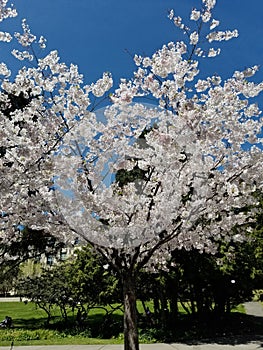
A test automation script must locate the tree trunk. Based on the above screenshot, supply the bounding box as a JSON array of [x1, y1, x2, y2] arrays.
[[160, 291, 168, 330], [123, 271, 139, 350]]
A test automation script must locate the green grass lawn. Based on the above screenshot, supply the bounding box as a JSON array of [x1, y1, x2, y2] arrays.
[[0, 301, 139, 345], [0, 301, 258, 346], [0, 301, 123, 329], [0, 301, 47, 329], [0, 301, 124, 346]]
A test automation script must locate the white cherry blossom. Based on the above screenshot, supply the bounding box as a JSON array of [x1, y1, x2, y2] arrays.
[[190, 32, 199, 45], [0, 1, 263, 348], [190, 9, 201, 21]]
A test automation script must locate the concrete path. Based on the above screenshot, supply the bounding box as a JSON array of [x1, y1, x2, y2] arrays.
[[1, 342, 263, 350], [0, 298, 21, 302], [244, 301, 263, 317]]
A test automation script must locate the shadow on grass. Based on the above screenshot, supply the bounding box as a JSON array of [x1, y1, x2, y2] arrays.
[[9, 312, 263, 345], [12, 317, 51, 329], [88, 313, 123, 338], [169, 312, 263, 345], [12, 312, 123, 339]]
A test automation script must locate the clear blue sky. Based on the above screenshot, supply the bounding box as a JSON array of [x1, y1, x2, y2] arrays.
[[1, 0, 263, 101]]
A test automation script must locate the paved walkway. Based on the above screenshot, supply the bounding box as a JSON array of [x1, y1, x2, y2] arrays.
[[0, 344, 262, 350], [0, 298, 21, 302], [1, 342, 263, 350], [244, 301, 263, 317], [0, 302, 262, 350]]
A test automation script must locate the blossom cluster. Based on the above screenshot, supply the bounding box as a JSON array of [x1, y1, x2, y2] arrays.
[[0, 0, 17, 22], [14, 19, 36, 47], [1, 0, 263, 272], [0, 1, 113, 246], [168, 0, 238, 60]]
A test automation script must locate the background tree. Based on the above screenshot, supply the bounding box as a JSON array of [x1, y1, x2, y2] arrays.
[[17, 245, 121, 328], [0, 227, 63, 295]]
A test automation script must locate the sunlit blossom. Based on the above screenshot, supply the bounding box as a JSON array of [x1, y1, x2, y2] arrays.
[[190, 9, 201, 21], [0, 0, 262, 275], [190, 31, 199, 45]]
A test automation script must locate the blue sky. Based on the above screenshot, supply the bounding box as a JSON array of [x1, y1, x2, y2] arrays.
[[1, 0, 263, 102]]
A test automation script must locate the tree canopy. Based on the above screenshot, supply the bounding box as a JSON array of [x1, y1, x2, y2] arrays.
[[0, 0, 263, 349]]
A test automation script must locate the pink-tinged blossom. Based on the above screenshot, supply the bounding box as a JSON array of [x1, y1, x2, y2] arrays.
[[168, 9, 174, 21], [190, 9, 201, 21], [207, 47, 221, 57], [134, 54, 143, 66], [0, 1, 263, 328], [0, 62, 10, 76], [0, 31, 11, 42], [190, 32, 199, 45], [173, 16, 182, 27], [195, 79, 211, 92], [38, 36, 47, 49], [14, 19, 36, 47], [91, 72, 113, 97], [210, 19, 220, 30], [242, 65, 260, 78], [201, 10, 211, 23], [0, 0, 17, 22], [244, 104, 260, 117], [206, 29, 239, 42], [203, 0, 217, 10], [11, 49, 33, 61]]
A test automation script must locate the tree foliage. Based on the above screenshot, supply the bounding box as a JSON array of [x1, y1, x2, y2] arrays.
[[0, 227, 63, 294], [17, 245, 121, 325]]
